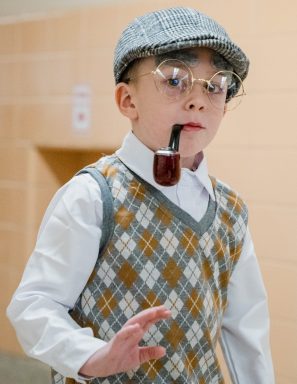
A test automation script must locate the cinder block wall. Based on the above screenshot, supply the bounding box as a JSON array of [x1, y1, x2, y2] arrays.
[[0, 1, 296, 382]]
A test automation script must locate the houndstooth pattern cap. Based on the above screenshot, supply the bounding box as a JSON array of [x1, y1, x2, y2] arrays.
[[114, 7, 249, 84]]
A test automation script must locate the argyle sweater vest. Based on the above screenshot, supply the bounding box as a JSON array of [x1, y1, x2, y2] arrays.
[[51, 155, 248, 384]]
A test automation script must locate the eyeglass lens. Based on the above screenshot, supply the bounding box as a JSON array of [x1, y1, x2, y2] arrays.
[[153, 60, 244, 110]]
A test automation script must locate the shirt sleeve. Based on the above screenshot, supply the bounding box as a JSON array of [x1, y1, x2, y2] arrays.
[[6, 174, 107, 382], [220, 227, 275, 383]]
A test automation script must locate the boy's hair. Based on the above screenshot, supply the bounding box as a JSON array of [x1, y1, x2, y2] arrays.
[[114, 7, 249, 93]]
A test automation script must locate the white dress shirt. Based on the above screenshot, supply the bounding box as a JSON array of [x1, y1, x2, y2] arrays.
[[7, 131, 274, 383]]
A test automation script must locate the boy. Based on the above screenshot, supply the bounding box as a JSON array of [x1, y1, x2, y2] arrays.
[[7, 7, 275, 383]]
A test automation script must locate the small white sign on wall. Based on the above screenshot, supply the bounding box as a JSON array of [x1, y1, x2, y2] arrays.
[[72, 84, 91, 133]]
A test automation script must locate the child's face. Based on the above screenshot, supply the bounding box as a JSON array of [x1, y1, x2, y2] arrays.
[[119, 47, 227, 168]]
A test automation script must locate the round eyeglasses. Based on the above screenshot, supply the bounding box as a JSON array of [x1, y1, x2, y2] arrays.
[[126, 59, 246, 111]]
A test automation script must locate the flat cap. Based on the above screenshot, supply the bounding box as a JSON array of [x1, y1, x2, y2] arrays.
[[114, 7, 249, 84]]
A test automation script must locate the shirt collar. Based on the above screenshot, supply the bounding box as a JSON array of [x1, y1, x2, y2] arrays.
[[116, 131, 215, 201]]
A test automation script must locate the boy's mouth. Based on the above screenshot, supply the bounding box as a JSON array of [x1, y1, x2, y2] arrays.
[[182, 122, 205, 131]]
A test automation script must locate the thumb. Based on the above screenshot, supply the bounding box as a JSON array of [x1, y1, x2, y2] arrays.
[[139, 346, 166, 364]]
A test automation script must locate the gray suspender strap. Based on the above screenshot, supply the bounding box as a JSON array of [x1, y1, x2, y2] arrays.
[[76, 166, 114, 255]]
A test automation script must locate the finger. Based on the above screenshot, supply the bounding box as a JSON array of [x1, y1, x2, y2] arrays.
[[114, 324, 143, 347], [139, 306, 171, 333], [126, 306, 171, 328], [139, 346, 166, 364]]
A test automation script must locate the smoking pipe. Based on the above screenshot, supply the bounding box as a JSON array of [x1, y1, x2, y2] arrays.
[[153, 124, 183, 186]]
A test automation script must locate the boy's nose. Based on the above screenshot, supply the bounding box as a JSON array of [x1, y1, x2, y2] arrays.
[[184, 82, 208, 111]]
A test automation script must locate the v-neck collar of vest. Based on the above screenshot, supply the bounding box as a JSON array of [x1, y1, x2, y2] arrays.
[[129, 168, 217, 237]]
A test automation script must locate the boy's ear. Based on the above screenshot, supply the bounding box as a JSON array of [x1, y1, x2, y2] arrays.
[[115, 82, 138, 120]]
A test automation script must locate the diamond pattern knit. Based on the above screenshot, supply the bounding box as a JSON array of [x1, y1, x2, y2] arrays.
[[51, 155, 248, 384]]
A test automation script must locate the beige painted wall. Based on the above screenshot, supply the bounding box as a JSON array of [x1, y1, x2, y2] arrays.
[[0, 1, 296, 382], [0, 0, 119, 18]]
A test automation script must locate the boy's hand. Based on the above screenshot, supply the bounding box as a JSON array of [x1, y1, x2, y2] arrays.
[[79, 305, 171, 378]]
